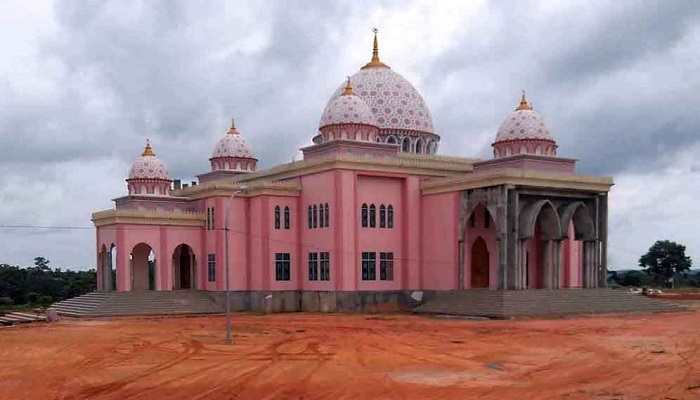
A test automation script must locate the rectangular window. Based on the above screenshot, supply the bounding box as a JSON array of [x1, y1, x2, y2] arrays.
[[275, 253, 291, 281], [380, 252, 394, 281], [206, 207, 211, 230], [211, 207, 215, 231], [361, 251, 376, 280], [312, 205, 318, 228], [308, 252, 319, 281], [484, 208, 490, 229], [320, 252, 330, 281], [207, 253, 216, 282], [308, 206, 313, 229]]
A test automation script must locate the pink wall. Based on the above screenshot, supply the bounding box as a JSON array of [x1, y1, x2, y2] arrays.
[[421, 192, 458, 290], [300, 171, 336, 291], [356, 174, 405, 291]]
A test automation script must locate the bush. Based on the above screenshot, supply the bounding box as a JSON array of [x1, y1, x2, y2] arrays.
[[0, 296, 13, 306]]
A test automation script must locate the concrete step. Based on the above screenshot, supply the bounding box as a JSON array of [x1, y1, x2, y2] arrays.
[[414, 289, 683, 318], [50, 290, 223, 317]]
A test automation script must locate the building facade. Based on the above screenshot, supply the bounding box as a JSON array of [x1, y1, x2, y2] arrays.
[[92, 34, 613, 310]]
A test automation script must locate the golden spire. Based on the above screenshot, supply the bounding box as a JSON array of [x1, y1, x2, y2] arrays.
[[141, 138, 155, 156], [361, 28, 390, 70], [228, 118, 239, 134], [516, 90, 533, 111], [342, 76, 354, 95]]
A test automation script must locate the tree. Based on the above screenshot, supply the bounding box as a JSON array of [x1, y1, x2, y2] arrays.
[[33, 257, 50, 271], [639, 240, 692, 288]]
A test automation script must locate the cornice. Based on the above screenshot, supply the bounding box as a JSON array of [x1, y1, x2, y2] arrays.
[[92, 209, 205, 227], [421, 168, 614, 195]]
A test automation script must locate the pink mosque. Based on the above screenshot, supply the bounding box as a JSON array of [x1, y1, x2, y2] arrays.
[[92, 33, 613, 312]]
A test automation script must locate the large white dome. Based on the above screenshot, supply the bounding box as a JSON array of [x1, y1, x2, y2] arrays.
[[327, 67, 434, 134], [128, 141, 171, 180]]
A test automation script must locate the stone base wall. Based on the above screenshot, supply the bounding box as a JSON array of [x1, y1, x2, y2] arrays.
[[210, 290, 436, 313]]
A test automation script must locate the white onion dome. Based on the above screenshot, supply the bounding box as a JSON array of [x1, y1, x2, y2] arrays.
[[211, 121, 255, 159], [128, 140, 171, 180], [495, 93, 555, 143], [324, 32, 435, 135], [319, 78, 377, 128]]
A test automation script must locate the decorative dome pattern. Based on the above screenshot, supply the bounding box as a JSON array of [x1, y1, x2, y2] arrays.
[[128, 141, 171, 180], [212, 124, 255, 159], [326, 68, 434, 133], [495, 109, 554, 143], [319, 84, 377, 128]]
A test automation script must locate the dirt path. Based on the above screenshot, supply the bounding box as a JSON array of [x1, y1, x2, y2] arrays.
[[1, 312, 699, 399]]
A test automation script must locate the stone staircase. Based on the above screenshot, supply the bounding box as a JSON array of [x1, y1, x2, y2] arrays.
[[48, 290, 224, 317], [0, 312, 47, 326], [413, 289, 683, 318]]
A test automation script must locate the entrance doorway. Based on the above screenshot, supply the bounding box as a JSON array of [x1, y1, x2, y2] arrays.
[[173, 244, 196, 290], [131, 243, 156, 290], [471, 237, 489, 288]]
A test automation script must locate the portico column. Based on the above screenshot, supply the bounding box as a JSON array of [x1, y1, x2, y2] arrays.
[[598, 194, 609, 288], [542, 240, 552, 288], [517, 239, 528, 289], [552, 240, 563, 289], [496, 186, 509, 290]]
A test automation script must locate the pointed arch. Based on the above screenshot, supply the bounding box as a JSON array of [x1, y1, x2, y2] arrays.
[[520, 200, 562, 239], [559, 202, 595, 240]]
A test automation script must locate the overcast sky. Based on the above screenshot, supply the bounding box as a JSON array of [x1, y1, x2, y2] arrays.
[[1, 0, 699, 271]]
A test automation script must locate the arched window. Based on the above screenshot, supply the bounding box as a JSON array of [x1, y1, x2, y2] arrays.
[[312, 205, 318, 228], [274, 206, 281, 229], [379, 205, 386, 228], [387, 205, 394, 228], [361, 203, 368, 227], [319, 203, 325, 227], [415, 139, 423, 154], [284, 206, 290, 229], [402, 137, 411, 153], [369, 204, 376, 228], [308, 205, 313, 229], [387, 136, 397, 144], [324, 203, 330, 227]]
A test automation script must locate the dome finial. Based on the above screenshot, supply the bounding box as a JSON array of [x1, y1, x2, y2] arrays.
[[142, 138, 155, 156], [516, 90, 533, 111], [342, 76, 354, 95], [228, 118, 239, 134], [361, 28, 390, 70]]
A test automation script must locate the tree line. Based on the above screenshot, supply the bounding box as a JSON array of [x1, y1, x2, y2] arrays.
[[0, 257, 95, 308]]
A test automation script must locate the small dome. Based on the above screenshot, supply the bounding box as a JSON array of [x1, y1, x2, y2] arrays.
[[319, 78, 377, 128], [212, 121, 255, 159], [494, 93, 554, 143], [128, 140, 171, 180]]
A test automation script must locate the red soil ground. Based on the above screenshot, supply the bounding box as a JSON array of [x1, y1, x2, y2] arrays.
[[1, 310, 699, 400]]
